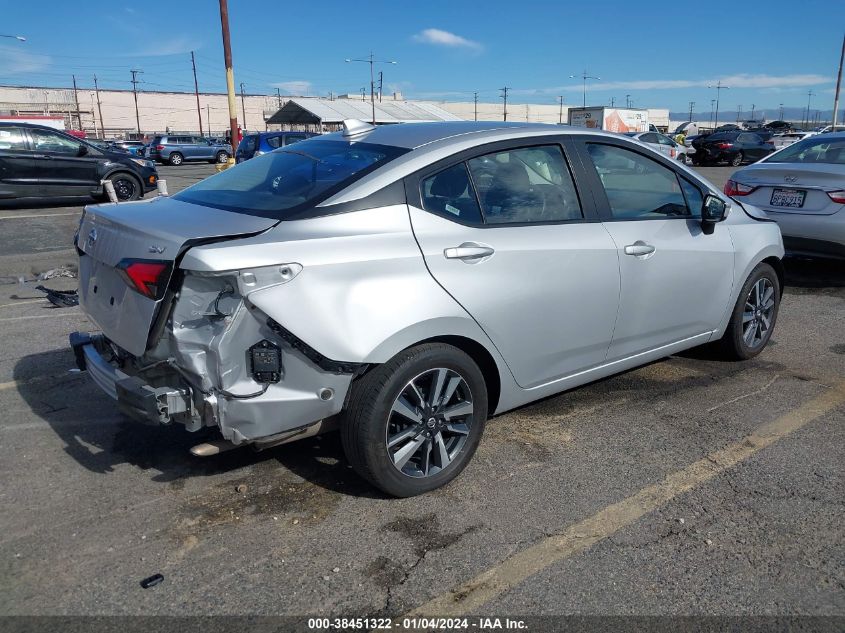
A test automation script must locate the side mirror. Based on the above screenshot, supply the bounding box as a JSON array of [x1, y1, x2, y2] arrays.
[[701, 194, 727, 234], [77, 144, 89, 157]]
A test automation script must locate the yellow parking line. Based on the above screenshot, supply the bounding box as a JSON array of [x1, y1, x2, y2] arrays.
[[405, 379, 845, 617]]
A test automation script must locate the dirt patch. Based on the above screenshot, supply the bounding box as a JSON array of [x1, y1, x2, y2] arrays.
[[364, 556, 407, 589], [382, 513, 480, 558], [175, 471, 341, 535], [830, 344, 845, 356]]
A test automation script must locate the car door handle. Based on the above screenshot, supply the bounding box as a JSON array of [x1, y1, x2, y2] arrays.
[[32, 154, 53, 160], [444, 244, 495, 261], [624, 241, 656, 256]]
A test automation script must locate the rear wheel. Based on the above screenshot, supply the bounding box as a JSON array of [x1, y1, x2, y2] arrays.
[[168, 152, 184, 166], [215, 151, 229, 164], [340, 343, 487, 497], [714, 263, 780, 360], [730, 151, 744, 167]]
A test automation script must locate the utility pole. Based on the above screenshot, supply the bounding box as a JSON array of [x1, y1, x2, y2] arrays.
[[804, 89, 815, 129], [625, 94, 631, 108], [191, 51, 204, 136], [500, 86, 509, 121], [833, 32, 844, 130], [750, 104, 756, 121], [207, 103, 211, 135], [378, 71, 383, 102], [779, 103, 784, 120], [71, 74, 82, 131], [709, 99, 716, 130], [570, 70, 600, 107], [707, 80, 730, 130], [218, 0, 239, 158], [688, 101, 695, 122], [345, 52, 397, 125], [361, 87, 366, 101], [93, 74, 105, 138], [609, 96, 615, 107], [240, 82, 247, 131], [558, 95, 564, 124], [474, 92, 478, 121], [276, 87, 282, 108], [737, 105, 743, 122], [130, 69, 143, 135]]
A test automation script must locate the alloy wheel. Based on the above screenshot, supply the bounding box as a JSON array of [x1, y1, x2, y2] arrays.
[[386, 368, 474, 478], [742, 278, 775, 348]]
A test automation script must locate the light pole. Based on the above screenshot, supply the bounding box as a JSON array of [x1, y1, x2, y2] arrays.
[[779, 103, 784, 120], [833, 32, 844, 130], [570, 70, 600, 107], [707, 80, 730, 130], [345, 52, 397, 125], [558, 95, 564, 123], [804, 89, 815, 129], [688, 101, 695, 122], [0, 34, 26, 41], [750, 104, 756, 121], [625, 94, 631, 108]]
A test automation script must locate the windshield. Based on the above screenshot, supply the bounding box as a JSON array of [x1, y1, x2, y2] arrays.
[[174, 139, 408, 218], [766, 136, 845, 164]]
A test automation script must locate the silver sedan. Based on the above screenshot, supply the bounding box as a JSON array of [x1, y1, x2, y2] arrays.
[[726, 132, 845, 260], [70, 121, 783, 496], [625, 131, 687, 162]]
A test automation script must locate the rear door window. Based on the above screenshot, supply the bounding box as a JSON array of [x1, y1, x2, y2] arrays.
[[0, 127, 28, 151], [240, 135, 258, 153], [265, 135, 285, 149], [585, 143, 690, 219], [285, 135, 307, 146], [466, 145, 582, 224]]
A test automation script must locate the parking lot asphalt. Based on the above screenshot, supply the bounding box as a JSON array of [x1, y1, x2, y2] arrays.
[[0, 163, 843, 619]]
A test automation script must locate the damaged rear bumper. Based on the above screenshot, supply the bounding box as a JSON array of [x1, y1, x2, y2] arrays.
[[70, 332, 193, 425]]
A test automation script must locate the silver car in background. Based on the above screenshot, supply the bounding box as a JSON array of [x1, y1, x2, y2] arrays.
[[625, 131, 687, 162], [727, 132, 845, 260], [771, 131, 816, 150], [70, 121, 784, 497]]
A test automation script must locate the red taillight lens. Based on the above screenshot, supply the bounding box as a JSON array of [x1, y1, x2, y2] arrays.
[[724, 180, 757, 197], [116, 259, 171, 299], [828, 190, 845, 204], [155, 144, 165, 150], [716, 142, 734, 149]]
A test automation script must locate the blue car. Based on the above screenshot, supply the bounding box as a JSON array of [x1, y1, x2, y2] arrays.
[[235, 131, 317, 163]]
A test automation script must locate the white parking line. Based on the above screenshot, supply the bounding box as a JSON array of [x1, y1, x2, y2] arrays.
[[0, 212, 80, 220]]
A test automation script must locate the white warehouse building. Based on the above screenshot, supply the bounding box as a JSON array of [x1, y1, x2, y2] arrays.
[[0, 84, 669, 138]]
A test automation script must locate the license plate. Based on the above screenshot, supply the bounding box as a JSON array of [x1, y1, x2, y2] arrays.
[[770, 188, 806, 208]]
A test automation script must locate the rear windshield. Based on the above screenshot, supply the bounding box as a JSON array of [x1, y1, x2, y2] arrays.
[[174, 138, 408, 219], [767, 136, 845, 165]]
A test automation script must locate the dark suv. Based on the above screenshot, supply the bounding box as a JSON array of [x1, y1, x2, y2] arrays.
[[235, 131, 317, 163], [147, 135, 231, 166], [0, 123, 158, 202]]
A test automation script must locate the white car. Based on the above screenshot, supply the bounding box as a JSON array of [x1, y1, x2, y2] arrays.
[[625, 131, 687, 162], [772, 132, 815, 150]]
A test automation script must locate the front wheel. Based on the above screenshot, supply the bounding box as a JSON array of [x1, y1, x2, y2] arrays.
[[215, 151, 229, 163], [714, 263, 780, 360], [168, 152, 184, 166], [103, 173, 141, 201], [340, 343, 487, 497]]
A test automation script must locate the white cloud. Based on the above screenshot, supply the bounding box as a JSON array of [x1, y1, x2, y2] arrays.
[[271, 81, 312, 95], [0, 45, 51, 75], [412, 28, 482, 51], [513, 73, 832, 95], [126, 36, 200, 57]]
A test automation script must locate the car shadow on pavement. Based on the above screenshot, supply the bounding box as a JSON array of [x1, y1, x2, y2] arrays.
[[782, 256, 845, 289], [0, 196, 94, 211], [13, 347, 383, 499]]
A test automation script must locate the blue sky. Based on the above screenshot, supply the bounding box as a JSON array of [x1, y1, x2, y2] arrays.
[[1, 0, 843, 115]]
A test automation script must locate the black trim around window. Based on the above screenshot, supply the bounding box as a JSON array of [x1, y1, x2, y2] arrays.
[[403, 135, 603, 228]]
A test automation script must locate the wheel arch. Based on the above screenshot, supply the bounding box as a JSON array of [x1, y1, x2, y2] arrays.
[[100, 169, 143, 195], [762, 255, 785, 291]]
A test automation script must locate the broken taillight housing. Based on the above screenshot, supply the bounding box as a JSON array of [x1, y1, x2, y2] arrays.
[[116, 259, 172, 299]]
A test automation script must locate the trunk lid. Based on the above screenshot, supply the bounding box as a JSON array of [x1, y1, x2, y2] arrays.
[[77, 196, 278, 356], [732, 163, 845, 215]]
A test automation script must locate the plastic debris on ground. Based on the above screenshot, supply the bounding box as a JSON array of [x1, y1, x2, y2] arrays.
[[35, 285, 79, 308]]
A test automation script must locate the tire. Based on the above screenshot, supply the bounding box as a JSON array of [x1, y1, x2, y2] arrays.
[[215, 151, 229, 163], [168, 152, 184, 166], [730, 151, 744, 167], [713, 262, 780, 360], [340, 343, 488, 497], [103, 173, 142, 201]]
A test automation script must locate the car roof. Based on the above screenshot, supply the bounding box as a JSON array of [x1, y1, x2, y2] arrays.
[[308, 120, 620, 150]]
